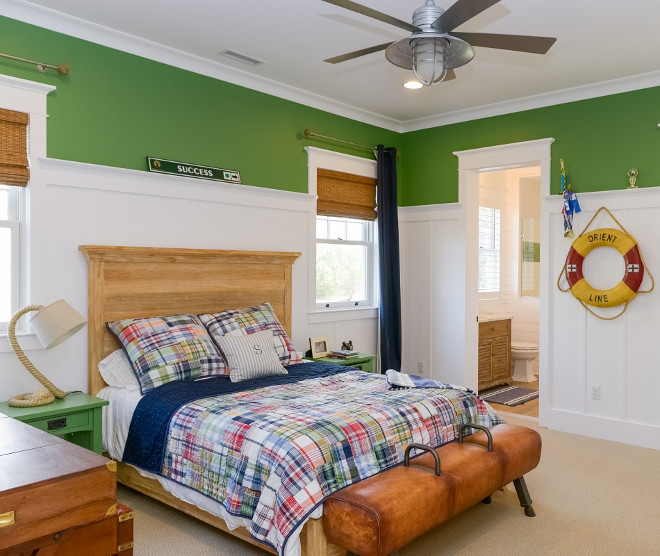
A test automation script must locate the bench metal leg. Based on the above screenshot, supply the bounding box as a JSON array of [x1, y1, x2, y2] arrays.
[[513, 476, 536, 517]]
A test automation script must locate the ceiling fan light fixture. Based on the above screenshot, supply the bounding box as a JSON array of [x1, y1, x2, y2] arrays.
[[322, 0, 555, 87], [386, 33, 474, 87], [412, 36, 448, 86]]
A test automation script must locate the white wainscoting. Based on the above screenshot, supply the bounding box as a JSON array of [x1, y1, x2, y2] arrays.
[[399, 203, 467, 386], [544, 187, 660, 449], [0, 156, 377, 399], [399, 187, 660, 450]]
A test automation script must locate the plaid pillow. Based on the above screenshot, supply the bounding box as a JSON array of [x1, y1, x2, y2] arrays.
[[199, 302, 302, 365], [215, 329, 288, 383], [107, 314, 229, 393]]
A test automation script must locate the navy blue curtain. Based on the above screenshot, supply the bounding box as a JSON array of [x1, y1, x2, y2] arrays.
[[376, 145, 401, 373]]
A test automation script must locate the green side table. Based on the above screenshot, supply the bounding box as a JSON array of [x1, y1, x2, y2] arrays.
[[0, 392, 108, 454], [307, 353, 377, 373]]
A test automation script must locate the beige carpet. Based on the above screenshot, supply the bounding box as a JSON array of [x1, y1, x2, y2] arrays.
[[118, 415, 660, 555]]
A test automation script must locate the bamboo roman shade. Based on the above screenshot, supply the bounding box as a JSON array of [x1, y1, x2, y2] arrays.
[[0, 108, 30, 187], [317, 168, 377, 221]]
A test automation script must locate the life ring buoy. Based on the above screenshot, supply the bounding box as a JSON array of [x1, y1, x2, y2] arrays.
[[564, 227, 644, 308]]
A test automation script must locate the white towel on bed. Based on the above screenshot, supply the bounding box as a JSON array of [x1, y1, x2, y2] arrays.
[[385, 369, 473, 394]]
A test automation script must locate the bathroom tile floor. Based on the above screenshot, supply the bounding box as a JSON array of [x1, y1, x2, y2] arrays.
[[487, 378, 539, 419]]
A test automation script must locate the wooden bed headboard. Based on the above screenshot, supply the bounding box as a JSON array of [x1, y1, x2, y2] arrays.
[[79, 245, 301, 395]]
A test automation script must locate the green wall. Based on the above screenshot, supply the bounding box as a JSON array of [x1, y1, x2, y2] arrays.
[[0, 16, 399, 193], [2, 16, 658, 204], [399, 87, 660, 205]]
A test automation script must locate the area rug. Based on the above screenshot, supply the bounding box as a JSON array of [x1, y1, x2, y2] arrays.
[[480, 385, 539, 406]]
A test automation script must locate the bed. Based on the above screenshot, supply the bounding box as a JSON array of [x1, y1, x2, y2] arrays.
[[80, 245, 504, 556]]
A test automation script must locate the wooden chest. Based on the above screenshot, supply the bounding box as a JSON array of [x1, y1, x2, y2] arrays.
[[0, 501, 134, 556], [0, 413, 116, 551]]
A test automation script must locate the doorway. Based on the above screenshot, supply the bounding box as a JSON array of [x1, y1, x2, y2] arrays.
[[455, 139, 553, 421]]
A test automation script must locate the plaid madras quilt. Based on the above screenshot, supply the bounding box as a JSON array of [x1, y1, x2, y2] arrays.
[[123, 363, 503, 555]]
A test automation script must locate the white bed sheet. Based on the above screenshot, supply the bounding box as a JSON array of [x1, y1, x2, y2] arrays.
[[97, 385, 319, 556]]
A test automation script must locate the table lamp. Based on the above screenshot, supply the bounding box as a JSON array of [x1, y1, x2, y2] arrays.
[[7, 299, 87, 407]]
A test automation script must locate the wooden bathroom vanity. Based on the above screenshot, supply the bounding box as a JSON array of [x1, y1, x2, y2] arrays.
[[478, 317, 512, 391]]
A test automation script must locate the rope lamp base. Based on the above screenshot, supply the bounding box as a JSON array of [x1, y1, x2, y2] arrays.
[[7, 304, 68, 407], [8, 389, 55, 408]]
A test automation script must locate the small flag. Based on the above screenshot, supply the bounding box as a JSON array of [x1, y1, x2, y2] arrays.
[[561, 159, 581, 238]]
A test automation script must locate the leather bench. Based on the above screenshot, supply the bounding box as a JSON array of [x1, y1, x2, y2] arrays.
[[322, 423, 542, 556]]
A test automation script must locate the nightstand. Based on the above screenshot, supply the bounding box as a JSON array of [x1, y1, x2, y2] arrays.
[[308, 353, 377, 373], [0, 392, 108, 454]]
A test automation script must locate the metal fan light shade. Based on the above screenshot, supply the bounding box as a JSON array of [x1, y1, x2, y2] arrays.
[[385, 0, 474, 85], [386, 33, 474, 85]]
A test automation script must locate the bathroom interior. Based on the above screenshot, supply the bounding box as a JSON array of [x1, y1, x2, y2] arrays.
[[478, 166, 541, 405]]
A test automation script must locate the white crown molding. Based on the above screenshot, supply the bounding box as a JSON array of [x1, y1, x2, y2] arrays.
[[403, 70, 660, 132], [2, 0, 402, 132], [4, 0, 660, 133]]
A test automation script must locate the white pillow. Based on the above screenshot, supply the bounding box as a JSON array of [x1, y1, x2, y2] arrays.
[[98, 349, 140, 390], [215, 330, 288, 383]]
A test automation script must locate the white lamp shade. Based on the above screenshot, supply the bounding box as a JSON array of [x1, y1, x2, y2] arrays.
[[30, 299, 87, 349]]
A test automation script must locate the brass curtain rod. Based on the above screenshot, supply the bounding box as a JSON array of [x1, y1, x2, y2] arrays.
[[0, 52, 69, 75], [304, 128, 376, 153]]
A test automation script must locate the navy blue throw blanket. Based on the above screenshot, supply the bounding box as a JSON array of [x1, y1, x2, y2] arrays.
[[122, 362, 354, 473]]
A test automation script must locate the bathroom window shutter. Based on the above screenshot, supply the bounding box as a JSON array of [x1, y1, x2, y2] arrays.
[[317, 168, 377, 220], [0, 108, 30, 187], [478, 206, 501, 293]]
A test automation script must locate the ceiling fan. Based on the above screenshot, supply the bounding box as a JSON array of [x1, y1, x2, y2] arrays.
[[322, 0, 556, 86]]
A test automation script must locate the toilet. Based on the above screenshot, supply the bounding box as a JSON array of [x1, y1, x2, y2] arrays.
[[511, 341, 539, 382]]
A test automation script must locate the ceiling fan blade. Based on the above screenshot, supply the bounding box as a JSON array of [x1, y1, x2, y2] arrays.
[[451, 32, 556, 54], [443, 68, 457, 82], [321, 0, 420, 33], [324, 42, 392, 64], [434, 0, 501, 33]]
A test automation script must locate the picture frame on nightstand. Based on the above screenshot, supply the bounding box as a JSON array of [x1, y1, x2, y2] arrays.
[[309, 336, 330, 359]]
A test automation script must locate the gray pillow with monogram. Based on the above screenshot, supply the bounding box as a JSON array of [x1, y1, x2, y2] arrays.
[[215, 330, 288, 383]]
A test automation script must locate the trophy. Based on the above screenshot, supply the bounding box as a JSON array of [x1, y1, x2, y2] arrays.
[[627, 168, 638, 189]]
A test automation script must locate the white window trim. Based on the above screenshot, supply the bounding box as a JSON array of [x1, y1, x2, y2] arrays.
[[0, 75, 54, 346], [0, 200, 21, 332], [315, 216, 374, 309], [305, 147, 378, 317]]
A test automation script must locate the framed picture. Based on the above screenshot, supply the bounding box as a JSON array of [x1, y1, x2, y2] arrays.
[[310, 336, 329, 359]]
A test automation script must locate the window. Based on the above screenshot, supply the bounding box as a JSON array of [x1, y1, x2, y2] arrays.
[[0, 77, 53, 336], [0, 106, 30, 332], [314, 166, 377, 310], [478, 206, 501, 293], [0, 184, 22, 331], [316, 215, 373, 308]]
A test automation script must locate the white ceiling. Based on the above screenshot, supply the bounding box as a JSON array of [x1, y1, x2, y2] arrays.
[[7, 0, 660, 130]]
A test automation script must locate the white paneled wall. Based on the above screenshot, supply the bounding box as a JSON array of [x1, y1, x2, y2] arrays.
[[0, 155, 379, 399], [545, 190, 660, 448], [400, 180, 660, 449], [399, 204, 467, 385]]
